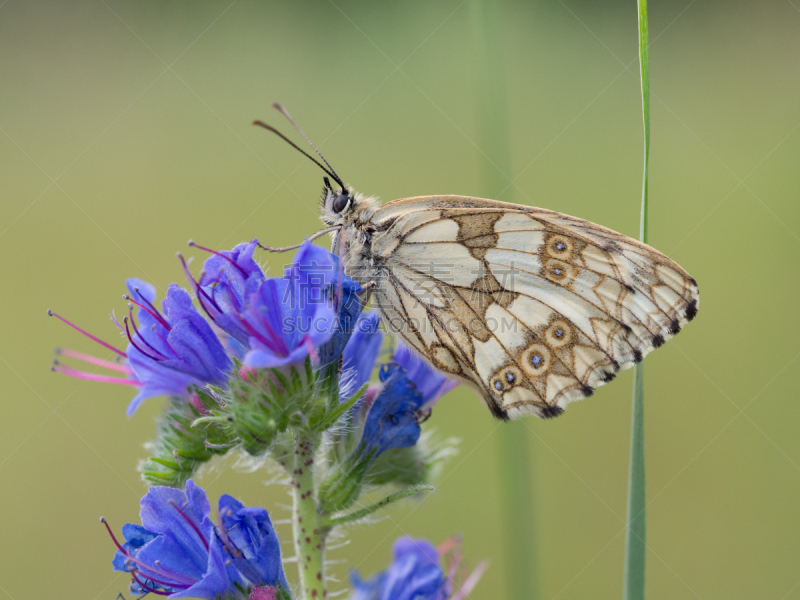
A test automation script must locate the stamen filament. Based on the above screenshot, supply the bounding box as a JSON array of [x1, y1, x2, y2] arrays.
[[188, 240, 249, 278], [52, 364, 140, 386], [123, 317, 165, 362], [55, 348, 130, 373], [100, 518, 196, 587], [47, 310, 126, 358], [178, 253, 223, 320], [128, 306, 168, 359], [122, 294, 171, 331], [133, 287, 173, 329], [132, 569, 190, 590], [449, 561, 489, 600], [131, 572, 172, 596], [169, 500, 210, 551]]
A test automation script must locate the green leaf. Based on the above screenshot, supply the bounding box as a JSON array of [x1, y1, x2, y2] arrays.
[[324, 484, 434, 527], [313, 383, 368, 431], [625, 2, 649, 599]]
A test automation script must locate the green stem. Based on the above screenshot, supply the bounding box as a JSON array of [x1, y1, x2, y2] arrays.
[[291, 432, 326, 600], [624, 2, 649, 599]]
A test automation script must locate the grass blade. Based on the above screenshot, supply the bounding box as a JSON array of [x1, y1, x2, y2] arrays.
[[624, 1, 649, 599], [469, 1, 537, 598]]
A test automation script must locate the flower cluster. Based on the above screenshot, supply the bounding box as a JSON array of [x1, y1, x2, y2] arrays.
[[350, 537, 487, 600], [51, 239, 354, 416], [51, 238, 483, 600], [105, 480, 289, 599]]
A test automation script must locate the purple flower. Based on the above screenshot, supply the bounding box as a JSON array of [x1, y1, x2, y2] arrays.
[[49, 278, 232, 416], [350, 537, 486, 600], [391, 344, 458, 408], [184, 239, 266, 347], [218, 495, 289, 592], [358, 363, 427, 456], [317, 254, 364, 369], [349, 342, 458, 461], [105, 480, 289, 599], [350, 538, 445, 600], [339, 312, 383, 401], [237, 240, 346, 369]]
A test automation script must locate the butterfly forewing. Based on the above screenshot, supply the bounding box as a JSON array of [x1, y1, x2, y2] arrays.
[[351, 195, 698, 420]]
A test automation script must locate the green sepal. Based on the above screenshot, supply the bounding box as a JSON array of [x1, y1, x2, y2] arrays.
[[364, 430, 459, 488], [313, 383, 367, 432], [317, 446, 376, 514], [226, 361, 313, 456], [139, 390, 234, 488]]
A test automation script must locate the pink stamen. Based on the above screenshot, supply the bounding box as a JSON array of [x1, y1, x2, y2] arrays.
[[188, 240, 249, 278], [131, 572, 171, 596], [100, 517, 129, 554], [122, 294, 171, 331], [449, 560, 489, 600], [100, 518, 196, 587], [152, 560, 197, 587], [128, 306, 168, 359], [52, 363, 140, 386], [55, 348, 130, 373], [179, 254, 223, 312], [133, 287, 173, 327], [132, 569, 189, 590], [47, 310, 126, 358], [123, 317, 165, 362], [169, 501, 210, 551], [178, 254, 224, 326]]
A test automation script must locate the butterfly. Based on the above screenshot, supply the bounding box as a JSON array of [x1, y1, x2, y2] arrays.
[[255, 104, 699, 421]]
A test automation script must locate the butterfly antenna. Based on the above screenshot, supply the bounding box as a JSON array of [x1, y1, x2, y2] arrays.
[[271, 102, 346, 190], [252, 120, 343, 189]]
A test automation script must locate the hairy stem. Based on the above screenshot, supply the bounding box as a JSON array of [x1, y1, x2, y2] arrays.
[[291, 432, 326, 600]]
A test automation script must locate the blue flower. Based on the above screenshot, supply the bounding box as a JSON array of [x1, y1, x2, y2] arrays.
[[391, 344, 458, 407], [239, 240, 345, 369], [317, 254, 363, 369], [191, 239, 266, 347], [349, 537, 446, 600], [351, 342, 457, 460], [218, 494, 289, 592], [349, 537, 486, 600], [110, 523, 157, 575], [123, 279, 233, 415], [106, 480, 289, 599], [339, 312, 383, 401], [49, 278, 233, 416], [359, 363, 426, 456]]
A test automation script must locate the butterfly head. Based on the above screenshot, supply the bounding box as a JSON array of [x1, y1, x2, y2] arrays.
[[319, 178, 370, 226]]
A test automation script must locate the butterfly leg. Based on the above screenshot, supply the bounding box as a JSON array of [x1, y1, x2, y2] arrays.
[[358, 281, 377, 306], [257, 225, 341, 252]]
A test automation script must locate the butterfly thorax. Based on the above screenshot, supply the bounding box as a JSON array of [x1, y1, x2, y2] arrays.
[[320, 186, 383, 286]]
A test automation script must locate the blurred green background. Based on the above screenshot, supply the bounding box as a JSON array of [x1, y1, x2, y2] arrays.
[[2, 0, 799, 598]]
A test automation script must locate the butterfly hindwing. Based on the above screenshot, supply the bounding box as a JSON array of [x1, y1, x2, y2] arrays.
[[361, 196, 699, 420]]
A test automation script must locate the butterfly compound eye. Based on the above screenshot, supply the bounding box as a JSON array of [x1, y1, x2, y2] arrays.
[[332, 193, 350, 214]]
